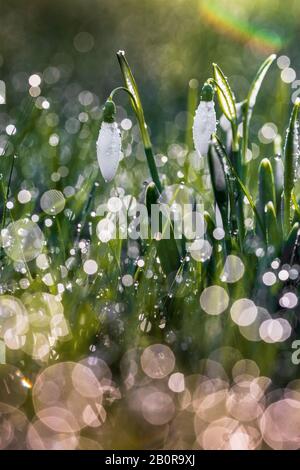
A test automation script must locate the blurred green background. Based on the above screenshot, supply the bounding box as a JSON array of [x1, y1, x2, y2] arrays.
[[0, 0, 300, 137]]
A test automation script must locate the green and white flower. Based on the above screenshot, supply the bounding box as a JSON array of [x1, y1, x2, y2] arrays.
[[192, 82, 216, 157], [96, 99, 121, 182]]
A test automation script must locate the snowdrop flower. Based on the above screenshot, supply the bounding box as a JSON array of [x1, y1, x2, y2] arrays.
[[96, 99, 121, 182], [192, 82, 216, 157]]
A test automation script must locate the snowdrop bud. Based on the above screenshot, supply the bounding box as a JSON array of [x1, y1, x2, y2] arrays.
[[192, 82, 217, 157], [96, 99, 121, 182]]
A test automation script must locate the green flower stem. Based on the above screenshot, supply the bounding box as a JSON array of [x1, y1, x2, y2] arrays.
[[108, 86, 162, 193], [116, 51, 162, 193]]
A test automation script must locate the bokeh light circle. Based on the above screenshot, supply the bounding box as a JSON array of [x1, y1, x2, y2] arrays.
[[200, 286, 229, 315], [141, 344, 175, 379], [40, 190, 65, 215], [1, 219, 45, 262]]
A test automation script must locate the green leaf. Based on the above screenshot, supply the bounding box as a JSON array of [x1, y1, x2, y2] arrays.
[[258, 158, 276, 214], [291, 191, 300, 225], [207, 142, 229, 232], [212, 63, 237, 123], [273, 155, 284, 212], [214, 135, 265, 239], [284, 100, 300, 235], [145, 182, 182, 275], [282, 222, 300, 263], [203, 211, 224, 280], [265, 201, 281, 249], [247, 54, 276, 111], [242, 54, 276, 165]]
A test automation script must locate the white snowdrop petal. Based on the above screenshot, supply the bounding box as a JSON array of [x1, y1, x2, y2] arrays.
[[192, 101, 217, 157], [96, 122, 121, 182]]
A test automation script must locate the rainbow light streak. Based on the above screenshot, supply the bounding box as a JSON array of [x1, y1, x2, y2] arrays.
[[200, 0, 286, 53]]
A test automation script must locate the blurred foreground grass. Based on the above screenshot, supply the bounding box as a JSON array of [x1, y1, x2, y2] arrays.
[[1, 0, 300, 450]]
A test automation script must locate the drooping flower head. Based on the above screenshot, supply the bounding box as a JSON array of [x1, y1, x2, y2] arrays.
[[192, 82, 217, 157], [96, 99, 121, 182]]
